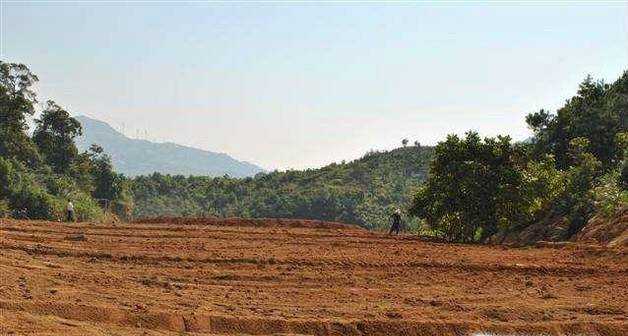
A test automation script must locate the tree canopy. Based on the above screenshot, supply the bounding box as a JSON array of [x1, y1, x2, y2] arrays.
[[410, 133, 529, 242], [33, 101, 83, 173], [526, 73, 627, 169], [0, 62, 40, 166]]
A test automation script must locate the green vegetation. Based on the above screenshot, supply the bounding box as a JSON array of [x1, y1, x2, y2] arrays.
[[410, 133, 530, 242], [131, 146, 433, 230], [0, 62, 132, 221], [411, 72, 627, 242]]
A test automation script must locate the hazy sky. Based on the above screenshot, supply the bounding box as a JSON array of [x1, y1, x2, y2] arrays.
[[4, 2, 627, 170]]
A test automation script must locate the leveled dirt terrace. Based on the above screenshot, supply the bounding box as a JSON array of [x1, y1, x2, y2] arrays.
[[0, 218, 626, 335]]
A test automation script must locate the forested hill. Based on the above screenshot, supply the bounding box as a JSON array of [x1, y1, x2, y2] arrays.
[[131, 145, 433, 230], [75, 116, 264, 178]]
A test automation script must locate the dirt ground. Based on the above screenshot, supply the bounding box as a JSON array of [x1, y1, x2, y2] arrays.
[[1, 218, 626, 335]]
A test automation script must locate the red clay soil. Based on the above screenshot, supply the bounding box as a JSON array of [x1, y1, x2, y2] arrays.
[[573, 207, 628, 248], [0, 218, 626, 336]]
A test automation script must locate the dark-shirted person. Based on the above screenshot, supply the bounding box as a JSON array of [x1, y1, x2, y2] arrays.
[[389, 208, 402, 235]]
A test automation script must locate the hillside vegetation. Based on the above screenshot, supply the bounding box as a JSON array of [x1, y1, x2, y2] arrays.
[[131, 145, 433, 230]]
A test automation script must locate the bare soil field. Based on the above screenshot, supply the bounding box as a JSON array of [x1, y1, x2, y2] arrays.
[[1, 218, 626, 335]]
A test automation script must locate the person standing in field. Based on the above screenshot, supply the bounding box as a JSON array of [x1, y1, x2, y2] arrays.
[[389, 208, 403, 235], [66, 200, 75, 222]]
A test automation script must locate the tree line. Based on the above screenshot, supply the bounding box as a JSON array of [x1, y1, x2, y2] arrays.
[[130, 145, 432, 230]]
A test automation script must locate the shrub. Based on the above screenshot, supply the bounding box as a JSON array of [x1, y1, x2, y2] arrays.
[[71, 192, 103, 222], [0, 199, 10, 217], [11, 185, 57, 219], [593, 169, 628, 217]]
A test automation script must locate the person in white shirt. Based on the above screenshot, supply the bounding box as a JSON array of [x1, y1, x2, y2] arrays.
[[66, 201, 75, 222]]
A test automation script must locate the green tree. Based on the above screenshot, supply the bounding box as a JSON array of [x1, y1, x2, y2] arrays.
[[33, 101, 82, 173], [560, 138, 603, 236], [526, 73, 627, 170], [87, 144, 133, 219], [410, 132, 528, 242], [617, 132, 628, 189], [0, 62, 40, 166]]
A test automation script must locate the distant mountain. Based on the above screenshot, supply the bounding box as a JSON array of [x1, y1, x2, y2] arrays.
[[75, 115, 264, 177]]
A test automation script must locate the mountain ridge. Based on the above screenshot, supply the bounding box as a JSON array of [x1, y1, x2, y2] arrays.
[[75, 115, 264, 177]]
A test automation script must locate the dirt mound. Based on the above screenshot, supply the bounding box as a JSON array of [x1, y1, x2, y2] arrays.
[[1, 218, 626, 335], [132, 216, 362, 230], [572, 206, 628, 248], [492, 214, 570, 246], [493, 206, 628, 248]]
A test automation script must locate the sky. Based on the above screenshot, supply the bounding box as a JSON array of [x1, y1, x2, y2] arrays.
[[3, 1, 627, 170]]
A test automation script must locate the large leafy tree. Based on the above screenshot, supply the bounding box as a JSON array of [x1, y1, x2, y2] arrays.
[[560, 138, 603, 236], [86, 144, 133, 219], [0, 62, 40, 166], [33, 101, 83, 174], [88, 144, 118, 200], [410, 132, 528, 242]]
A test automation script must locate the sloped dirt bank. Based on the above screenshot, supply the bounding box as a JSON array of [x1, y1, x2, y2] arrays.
[[494, 206, 627, 248], [573, 206, 628, 248]]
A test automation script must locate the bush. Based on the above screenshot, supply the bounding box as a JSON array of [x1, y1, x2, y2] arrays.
[[593, 169, 628, 217], [11, 185, 57, 219], [622, 160, 628, 189], [71, 192, 103, 222], [0, 156, 15, 197], [0, 199, 10, 217]]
